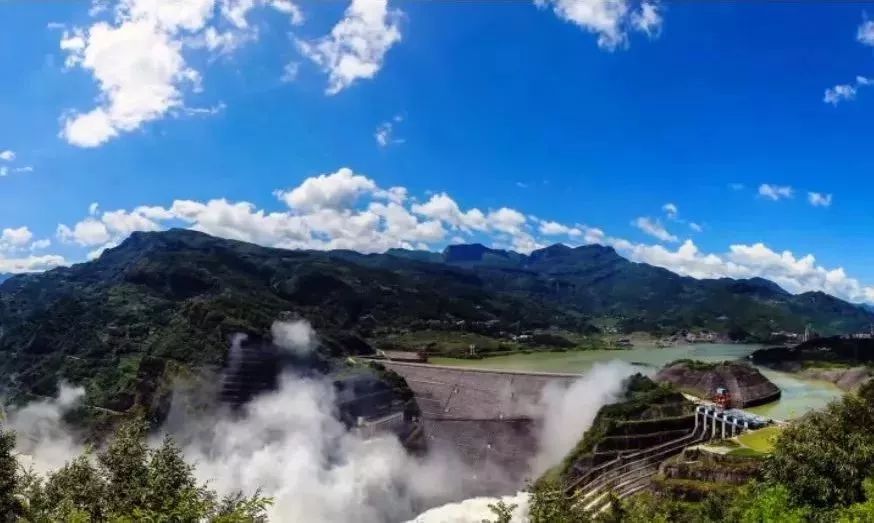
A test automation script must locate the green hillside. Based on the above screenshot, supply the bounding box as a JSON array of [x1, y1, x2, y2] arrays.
[[1, 229, 871, 426]]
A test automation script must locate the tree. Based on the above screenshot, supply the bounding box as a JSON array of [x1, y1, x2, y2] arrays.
[[0, 429, 24, 521], [12, 419, 271, 522], [483, 500, 517, 523], [765, 383, 874, 507]]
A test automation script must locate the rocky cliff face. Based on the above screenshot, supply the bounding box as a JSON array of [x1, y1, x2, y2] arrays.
[[655, 360, 780, 408]]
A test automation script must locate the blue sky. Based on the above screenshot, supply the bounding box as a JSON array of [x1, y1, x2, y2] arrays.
[[2, 0, 874, 302]]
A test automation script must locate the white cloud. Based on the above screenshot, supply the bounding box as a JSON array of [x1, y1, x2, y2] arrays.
[[0, 150, 14, 161], [59, 0, 304, 147], [539, 220, 574, 236], [758, 183, 793, 201], [280, 61, 300, 83], [374, 116, 404, 147], [824, 76, 872, 106], [30, 239, 52, 251], [59, 2, 207, 147], [487, 207, 527, 235], [1, 227, 34, 247], [824, 83, 858, 105], [57, 218, 111, 246], [688, 222, 702, 233], [41, 168, 874, 303], [270, 0, 304, 25], [535, 0, 662, 50], [662, 202, 677, 218], [808, 192, 832, 208], [0, 254, 66, 274], [858, 19, 874, 46], [632, 216, 677, 242], [275, 167, 377, 211], [297, 0, 402, 94]]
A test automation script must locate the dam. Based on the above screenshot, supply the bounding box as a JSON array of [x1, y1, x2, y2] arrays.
[[380, 361, 578, 489], [382, 360, 771, 508]]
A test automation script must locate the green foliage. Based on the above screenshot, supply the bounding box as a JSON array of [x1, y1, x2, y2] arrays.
[[0, 429, 25, 519], [765, 385, 874, 507], [483, 500, 517, 523], [557, 375, 691, 479], [0, 420, 270, 522], [2, 229, 870, 435], [527, 478, 592, 523]]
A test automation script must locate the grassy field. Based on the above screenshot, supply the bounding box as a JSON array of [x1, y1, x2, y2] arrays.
[[736, 425, 783, 453]]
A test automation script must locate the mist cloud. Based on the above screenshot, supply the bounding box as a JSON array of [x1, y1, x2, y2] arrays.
[[271, 318, 317, 355], [530, 361, 635, 476], [4, 330, 635, 522], [7, 383, 85, 475], [172, 374, 471, 522]]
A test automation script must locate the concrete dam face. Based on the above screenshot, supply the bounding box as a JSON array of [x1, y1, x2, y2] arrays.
[[381, 362, 578, 490]]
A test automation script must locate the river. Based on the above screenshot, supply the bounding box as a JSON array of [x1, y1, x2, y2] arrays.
[[430, 343, 843, 420]]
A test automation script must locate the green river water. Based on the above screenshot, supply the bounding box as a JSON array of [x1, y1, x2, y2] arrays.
[[431, 343, 843, 420]]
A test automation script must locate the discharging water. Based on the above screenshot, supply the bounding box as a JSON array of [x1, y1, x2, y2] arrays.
[[431, 343, 843, 420]]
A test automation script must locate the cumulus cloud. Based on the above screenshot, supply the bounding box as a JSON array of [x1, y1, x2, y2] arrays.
[[298, 0, 402, 94], [0, 150, 15, 161], [59, 0, 304, 147], [662, 202, 678, 219], [620, 239, 874, 303], [1, 226, 34, 248], [0, 254, 66, 274], [535, 0, 662, 50], [275, 167, 377, 211], [43, 167, 874, 303], [808, 192, 832, 208], [632, 216, 677, 242], [758, 183, 793, 201]]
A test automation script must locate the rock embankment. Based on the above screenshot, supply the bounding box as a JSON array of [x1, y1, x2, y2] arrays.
[[655, 360, 780, 408], [798, 366, 871, 391]]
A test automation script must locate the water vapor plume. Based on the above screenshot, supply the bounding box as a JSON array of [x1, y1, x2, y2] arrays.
[[409, 492, 530, 523], [412, 361, 636, 522], [271, 318, 317, 355], [6, 383, 85, 474], [530, 361, 636, 475], [172, 374, 471, 522]]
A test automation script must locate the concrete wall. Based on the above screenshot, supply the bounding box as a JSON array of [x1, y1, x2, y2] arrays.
[[382, 362, 578, 490]]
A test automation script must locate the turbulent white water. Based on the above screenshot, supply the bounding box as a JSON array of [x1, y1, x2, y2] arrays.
[[408, 492, 530, 523], [409, 361, 635, 522]]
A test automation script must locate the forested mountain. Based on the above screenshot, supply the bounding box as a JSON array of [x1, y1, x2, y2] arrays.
[[390, 242, 874, 335], [1, 229, 871, 424]]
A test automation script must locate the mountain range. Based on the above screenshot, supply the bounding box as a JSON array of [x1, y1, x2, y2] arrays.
[[1, 229, 871, 425]]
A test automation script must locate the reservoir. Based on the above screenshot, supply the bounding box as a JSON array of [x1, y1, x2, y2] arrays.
[[431, 343, 842, 420]]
